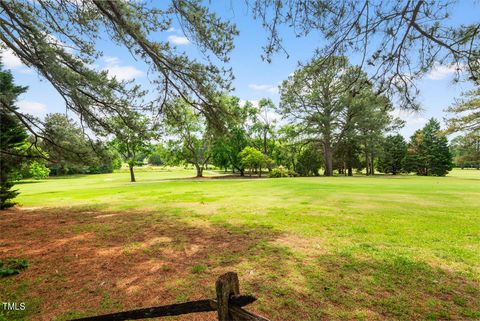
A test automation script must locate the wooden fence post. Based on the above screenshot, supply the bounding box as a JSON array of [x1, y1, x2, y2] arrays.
[[216, 272, 240, 321], [215, 272, 271, 321]]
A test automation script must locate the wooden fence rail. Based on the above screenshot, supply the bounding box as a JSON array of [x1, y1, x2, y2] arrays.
[[72, 272, 270, 321]]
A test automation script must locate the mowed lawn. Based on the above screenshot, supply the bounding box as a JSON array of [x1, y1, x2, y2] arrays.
[[1, 168, 479, 320]]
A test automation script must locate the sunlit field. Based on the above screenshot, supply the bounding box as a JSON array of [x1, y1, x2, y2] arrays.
[[1, 168, 479, 320]]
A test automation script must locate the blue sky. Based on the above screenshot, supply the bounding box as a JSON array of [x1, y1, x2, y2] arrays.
[[1, 1, 478, 139]]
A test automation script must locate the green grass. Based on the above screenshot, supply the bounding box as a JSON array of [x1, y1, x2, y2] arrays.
[[5, 167, 480, 320]]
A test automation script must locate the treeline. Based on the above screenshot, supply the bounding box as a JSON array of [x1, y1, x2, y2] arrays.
[[2, 59, 477, 210]]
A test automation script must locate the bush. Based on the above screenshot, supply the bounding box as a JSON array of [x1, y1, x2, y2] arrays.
[[270, 166, 298, 178], [28, 161, 50, 180], [270, 166, 289, 178]]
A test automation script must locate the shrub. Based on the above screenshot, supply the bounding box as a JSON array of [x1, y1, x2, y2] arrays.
[[29, 161, 50, 179], [270, 166, 289, 178]]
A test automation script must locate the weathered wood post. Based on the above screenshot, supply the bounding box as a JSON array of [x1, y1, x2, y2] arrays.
[[215, 272, 271, 321], [216, 272, 240, 321]]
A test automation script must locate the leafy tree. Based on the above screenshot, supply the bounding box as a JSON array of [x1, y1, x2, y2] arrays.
[[377, 135, 407, 175], [148, 144, 175, 166], [28, 161, 50, 180], [450, 133, 480, 169], [272, 125, 303, 173], [211, 96, 250, 175], [109, 112, 155, 182], [0, 65, 28, 209], [240, 146, 270, 177], [0, 1, 237, 144], [249, 1, 480, 106], [279, 56, 372, 176], [166, 101, 213, 177], [445, 87, 480, 135], [404, 118, 453, 176], [296, 143, 323, 177], [249, 98, 277, 168]]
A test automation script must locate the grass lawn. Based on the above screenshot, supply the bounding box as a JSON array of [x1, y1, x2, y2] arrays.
[[1, 167, 479, 320]]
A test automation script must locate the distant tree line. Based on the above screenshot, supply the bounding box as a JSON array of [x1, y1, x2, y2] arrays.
[[1, 58, 476, 209]]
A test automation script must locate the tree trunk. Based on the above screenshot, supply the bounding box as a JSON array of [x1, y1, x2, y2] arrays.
[[129, 164, 136, 182], [195, 164, 203, 177], [365, 148, 370, 176], [370, 152, 375, 175], [323, 144, 333, 176], [347, 165, 353, 176]]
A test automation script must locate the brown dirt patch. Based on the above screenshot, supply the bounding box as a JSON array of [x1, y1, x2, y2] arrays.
[[0, 207, 274, 321]]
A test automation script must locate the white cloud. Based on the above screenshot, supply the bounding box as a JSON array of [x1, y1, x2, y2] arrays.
[[426, 62, 463, 80], [167, 27, 176, 32], [103, 56, 120, 65], [248, 83, 279, 95], [390, 109, 427, 127], [168, 35, 190, 45], [1, 48, 24, 69], [17, 100, 47, 115], [102, 56, 144, 81]]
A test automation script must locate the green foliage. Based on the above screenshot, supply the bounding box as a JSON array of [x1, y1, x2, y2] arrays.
[[28, 161, 50, 180], [0, 259, 28, 277], [41, 114, 117, 175], [211, 96, 250, 175], [269, 165, 297, 178], [279, 56, 397, 176], [377, 135, 407, 175], [0, 65, 29, 209], [166, 100, 214, 177], [404, 118, 453, 176], [108, 112, 155, 182], [450, 133, 480, 169], [445, 87, 480, 135], [240, 146, 270, 177], [0, 1, 238, 144], [296, 144, 322, 176]]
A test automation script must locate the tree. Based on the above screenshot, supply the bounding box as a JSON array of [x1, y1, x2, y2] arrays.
[[0, 64, 28, 209], [296, 143, 322, 177], [109, 112, 155, 182], [166, 101, 213, 177], [41, 113, 118, 175], [211, 96, 250, 176], [0, 1, 237, 146], [404, 118, 453, 176], [279, 56, 371, 176], [445, 87, 480, 135], [249, 98, 277, 168], [272, 125, 303, 173], [148, 144, 175, 166], [450, 133, 480, 169], [377, 135, 407, 175], [239, 146, 270, 177], [249, 1, 480, 106]]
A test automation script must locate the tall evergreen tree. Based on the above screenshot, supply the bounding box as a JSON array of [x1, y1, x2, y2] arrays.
[[404, 118, 453, 176], [0, 64, 28, 209], [377, 135, 407, 175]]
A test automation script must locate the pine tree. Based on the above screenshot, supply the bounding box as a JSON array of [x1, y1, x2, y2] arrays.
[[377, 134, 407, 175], [404, 118, 453, 176], [0, 65, 28, 209]]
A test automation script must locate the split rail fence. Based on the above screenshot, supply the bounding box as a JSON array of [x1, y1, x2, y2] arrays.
[[72, 272, 270, 321]]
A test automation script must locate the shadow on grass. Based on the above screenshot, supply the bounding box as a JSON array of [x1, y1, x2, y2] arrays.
[[1, 206, 478, 321], [0, 206, 279, 321], [240, 242, 479, 321]]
